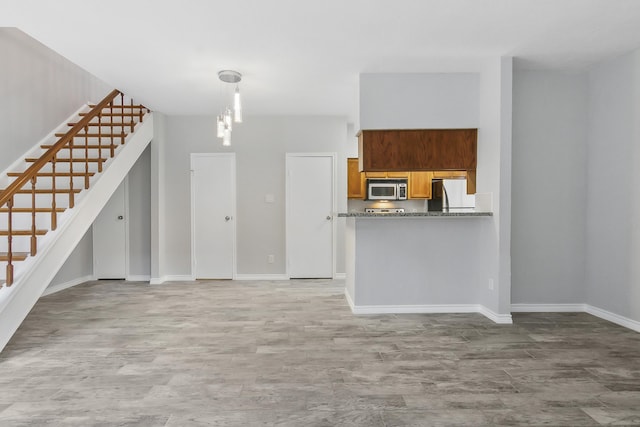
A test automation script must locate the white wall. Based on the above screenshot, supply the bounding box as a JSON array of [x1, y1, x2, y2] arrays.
[[127, 145, 151, 279], [351, 217, 489, 306], [0, 28, 110, 172], [151, 113, 167, 283], [360, 73, 479, 129], [473, 58, 513, 315], [511, 70, 588, 304], [162, 115, 349, 277], [586, 48, 640, 322], [0, 28, 112, 291], [48, 229, 93, 286]]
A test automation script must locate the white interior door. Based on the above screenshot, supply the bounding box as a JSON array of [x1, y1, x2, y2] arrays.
[[287, 154, 335, 278], [93, 180, 127, 279], [191, 153, 236, 279]]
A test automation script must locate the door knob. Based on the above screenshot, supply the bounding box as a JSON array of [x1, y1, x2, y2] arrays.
[[117, 215, 124, 220], [326, 215, 332, 220], [225, 216, 231, 221]]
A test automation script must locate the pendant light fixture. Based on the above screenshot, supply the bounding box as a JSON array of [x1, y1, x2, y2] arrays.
[[216, 70, 242, 146]]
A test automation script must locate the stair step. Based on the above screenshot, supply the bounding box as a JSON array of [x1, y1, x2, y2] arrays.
[[55, 133, 128, 138], [0, 207, 65, 213], [67, 122, 137, 127], [7, 172, 96, 177], [25, 158, 106, 163], [89, 104, 146, 109], [0, 230, 47, 236], [0, 252, 29, 262], [42, 144, 119, 150], [0, 188, 82, 194], [79, 112, 141, 117]]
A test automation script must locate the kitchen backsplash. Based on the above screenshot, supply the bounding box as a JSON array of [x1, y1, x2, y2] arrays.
[[347, 199, 428, 213]]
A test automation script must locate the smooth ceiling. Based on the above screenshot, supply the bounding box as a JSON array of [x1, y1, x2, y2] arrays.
[[2, 0, 640, 120]]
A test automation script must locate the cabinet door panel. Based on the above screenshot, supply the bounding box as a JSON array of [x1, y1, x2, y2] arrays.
[[409, 171, 432, 199], [347, 158, 366, 199], [432, 171, 467, 179], [386, 171, 409, 178], [365, 171, 387, 178]]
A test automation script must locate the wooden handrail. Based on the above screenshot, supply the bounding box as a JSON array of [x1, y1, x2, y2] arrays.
[[1, 89, 148, 286], [0, 89, 120, 207]]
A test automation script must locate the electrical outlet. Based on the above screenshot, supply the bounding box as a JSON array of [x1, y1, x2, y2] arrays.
[[268, 254, 275, 264], [488, 279, 494, 290]]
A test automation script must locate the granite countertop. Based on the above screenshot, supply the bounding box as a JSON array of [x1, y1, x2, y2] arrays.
[[337, 210, 492, 218]]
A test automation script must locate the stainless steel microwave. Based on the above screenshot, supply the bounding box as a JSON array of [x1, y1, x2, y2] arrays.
[[366, 179, 408, 201]]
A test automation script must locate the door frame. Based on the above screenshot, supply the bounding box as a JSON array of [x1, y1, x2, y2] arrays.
[[92, 176, 130, 279], [285, 152, 337, 279], [190, 152, 237, 280]]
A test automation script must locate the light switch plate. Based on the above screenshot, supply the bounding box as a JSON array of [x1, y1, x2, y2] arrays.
[[265, 194, 275, 203]]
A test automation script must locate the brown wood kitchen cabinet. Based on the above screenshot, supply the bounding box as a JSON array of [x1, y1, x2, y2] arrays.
[[358, 129, 477, 172], [432, 170, 476, 194], [347, 158, 432, 199], [432, 171, 467, 179], [408, 171, 433, 199], [347, 158, 366, 199]]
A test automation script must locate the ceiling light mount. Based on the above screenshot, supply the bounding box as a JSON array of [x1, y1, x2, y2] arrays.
[[218, 70, 242, 84], [216, 70, 243, 146]]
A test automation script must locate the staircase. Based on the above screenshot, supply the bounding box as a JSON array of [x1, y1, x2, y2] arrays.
[[0, 89, 154, 352]]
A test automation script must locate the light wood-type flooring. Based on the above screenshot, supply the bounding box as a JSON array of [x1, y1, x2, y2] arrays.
[[1, 279, 639, 426]]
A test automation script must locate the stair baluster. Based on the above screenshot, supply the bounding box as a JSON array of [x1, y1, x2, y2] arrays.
[[6, 198, 14, 286], [69, 140, 75, 209], [110, 101, 115, 158], [98, 113, 103, 168], [84, 125, 90, 189], [0, 89, 148, 286], [51, 155, 57, 231], [30, 177, 37, 256]]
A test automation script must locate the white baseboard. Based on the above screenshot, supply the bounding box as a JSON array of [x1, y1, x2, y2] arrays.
[[586, 304, 640, 333], [350, 303, 480, 315], [478, 305, 513, 324], [149, 275, 194, 285], [126, 275, 150, 282], [41, 275, 94, 296], [511, 303, 640, 333], [511, 303, 586, 312], [234, 274, 290, 281], [344, 298, 513, 324], [333, 273, 346, 280], [344, 289, 355, 310]]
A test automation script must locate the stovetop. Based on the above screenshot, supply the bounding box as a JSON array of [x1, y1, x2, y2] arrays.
[[365, 208, 405, 213]]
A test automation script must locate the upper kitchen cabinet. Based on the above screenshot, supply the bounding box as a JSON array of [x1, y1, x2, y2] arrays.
[[408, 171, 433, 199], [357, 129, 477, 172], [347, 158, 431, 199], [347, 158, 366, 199]]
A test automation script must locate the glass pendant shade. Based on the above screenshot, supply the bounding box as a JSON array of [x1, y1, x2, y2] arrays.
[[215, 70, 243, 146], [234, 86, 242, 123], [224, 108, 232, 132], [222, 128, 231, 146], [216, 115, 225, 138]]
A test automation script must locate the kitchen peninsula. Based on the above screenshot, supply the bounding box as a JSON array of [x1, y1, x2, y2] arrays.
[[339, 210, 493, 316], [341, 128, 501, 321]]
